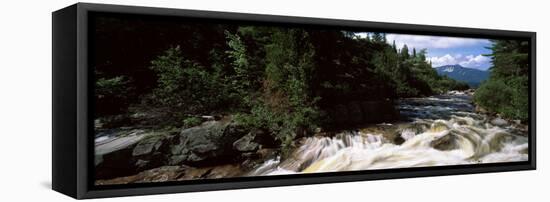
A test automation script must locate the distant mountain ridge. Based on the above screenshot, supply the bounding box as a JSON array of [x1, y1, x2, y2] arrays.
[[435, 64, 490, 87]]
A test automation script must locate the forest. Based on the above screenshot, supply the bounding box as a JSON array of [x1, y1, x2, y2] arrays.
[[93, 16, 529, 184], [474, 40, 530, 121], [94, 17, 470, 153]]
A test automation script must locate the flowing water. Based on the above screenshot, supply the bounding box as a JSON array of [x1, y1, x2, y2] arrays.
[[249, 91, 529, 176]]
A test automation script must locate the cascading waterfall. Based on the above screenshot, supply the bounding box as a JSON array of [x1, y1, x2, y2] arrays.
[[249, 92, 528, 176]]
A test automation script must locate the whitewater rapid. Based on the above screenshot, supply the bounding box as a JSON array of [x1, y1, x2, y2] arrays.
[[249, 92, 529, 176]]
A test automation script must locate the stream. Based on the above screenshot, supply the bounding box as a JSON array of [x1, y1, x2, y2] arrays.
[[249, 91, 529, 176]]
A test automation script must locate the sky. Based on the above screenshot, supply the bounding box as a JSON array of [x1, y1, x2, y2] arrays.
[[356, 33, 493, 70]]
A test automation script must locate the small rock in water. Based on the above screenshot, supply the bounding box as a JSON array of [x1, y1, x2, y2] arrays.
[[429, 121, 449, 133], [491, 117, 509, 126], [233, 133, 260, 152]]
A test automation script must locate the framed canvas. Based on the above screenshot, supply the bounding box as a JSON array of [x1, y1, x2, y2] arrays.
[[52, 3, 536, 199]]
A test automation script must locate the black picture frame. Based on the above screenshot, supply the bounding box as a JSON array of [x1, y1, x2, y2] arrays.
[[52, 2, 536, 199]]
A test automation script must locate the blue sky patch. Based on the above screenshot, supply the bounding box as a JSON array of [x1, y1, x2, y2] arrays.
[[355, 33, 493, 70]]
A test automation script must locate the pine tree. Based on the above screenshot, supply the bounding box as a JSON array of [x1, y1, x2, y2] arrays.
[[474, 40, 529, 121], [372, 32, 384, 43], [418, 49, 428, 62], [401, 45, 410, 60]]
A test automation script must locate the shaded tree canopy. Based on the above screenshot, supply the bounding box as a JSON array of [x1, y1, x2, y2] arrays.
[[93, 15, 476, 152], [474, 40, 529, 121]]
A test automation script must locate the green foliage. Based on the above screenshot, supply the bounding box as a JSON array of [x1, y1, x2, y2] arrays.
[[370, 40, 470, 98], [474, 78, 511, 111], [371, 33, 386, 43], [98, 24, 502, 156], [401, 45, 410, 60], [95, 75, 132, 115], [235, 28, 321, 156], [435, 76, 470, 92], [224, 30, 258, 107], [182, 116, 202, 128], [96, 76, 129, 99], [475, 40, 529, 121], [149, 46, 227, 117], [487, 40, 529, 78]]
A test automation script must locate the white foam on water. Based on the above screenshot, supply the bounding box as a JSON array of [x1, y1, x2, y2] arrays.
[[250, 94, 528, 176]]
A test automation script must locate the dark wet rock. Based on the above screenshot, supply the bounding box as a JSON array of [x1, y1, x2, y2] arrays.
[[242, 148, 279, 169], [257, 148, 278, 160], [132, 133, 172, 156], [94, 129, 180, 179], [95, 117, 267, 180], [393, 135, 405, 145], [431, 134, 459, 151], [94, 130, 147, 179], [135, 159, 149, 167], [170, 119, 247, 166], [95, 166, 187, 185], [233, 133, 260, 152], [130, 132, 180, 172], [491, 117, 509, 126], [95, 147, 136, 180], [233, 129, 277, 152]]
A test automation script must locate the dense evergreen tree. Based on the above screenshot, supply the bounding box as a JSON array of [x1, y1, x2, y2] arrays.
[[372, 32, 385, 43], [474, 40, 529, 121], [401, 45, 410, 60]]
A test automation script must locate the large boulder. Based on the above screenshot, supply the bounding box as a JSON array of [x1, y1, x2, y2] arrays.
[[170, 119, 247, 166], [491, 117, 509, 126], [94, 129, 176, 180], [95, 129, 147, 179], [233, 129, 277, 152], [131, 132, 178, 171], [431, 133, 459, 151], [233, 133, 260, 152]]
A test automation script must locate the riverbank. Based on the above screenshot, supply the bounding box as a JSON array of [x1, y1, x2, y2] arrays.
[[249, 91, 528, 175], [94, 117, 282, 183], [94, 91, 528, 185]]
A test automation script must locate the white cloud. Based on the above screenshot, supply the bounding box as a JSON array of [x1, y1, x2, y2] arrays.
[[460, 55, 490, 67], [430, 54, 458, 67], [353, 32, 492, 69], [385, 34, 489, 50], [429, 54, 490, 69]]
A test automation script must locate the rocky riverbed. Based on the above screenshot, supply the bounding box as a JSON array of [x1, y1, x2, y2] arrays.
[[94, 116, 280, 184], [94, 91, 528, 185]]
